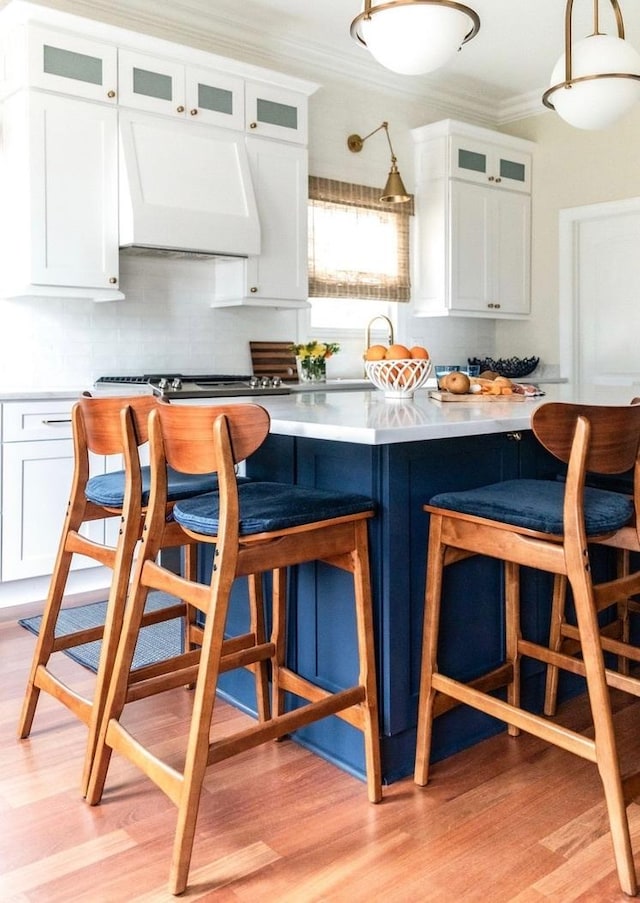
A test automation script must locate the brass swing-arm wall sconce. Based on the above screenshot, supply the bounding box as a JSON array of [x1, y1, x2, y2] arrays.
[[347, 121, 410, 203]]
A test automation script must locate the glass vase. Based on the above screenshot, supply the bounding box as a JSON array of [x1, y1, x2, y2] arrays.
[[296, 355, 327, 383]]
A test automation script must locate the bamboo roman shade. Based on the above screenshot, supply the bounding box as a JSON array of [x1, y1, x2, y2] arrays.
[[308, 176, 413, 302]]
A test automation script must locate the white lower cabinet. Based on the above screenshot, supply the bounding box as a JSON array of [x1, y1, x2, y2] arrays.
[[1, 400, 108, 583], [211, 137, 309, 307]]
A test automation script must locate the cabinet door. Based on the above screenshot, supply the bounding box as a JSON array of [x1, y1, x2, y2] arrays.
[[1, 439, 105, 581], [493, 189, 531, 315], [451, 181, 530, 316], [27, 93, 119, 290], [185, 67, 244, 129], [451, 136, 531, 193], [245, 82, 307, 144], [245, 138, 308, 300], [118, 50, 185, 116], [27, 27, 117, 103], [450, 180, 492, 313]]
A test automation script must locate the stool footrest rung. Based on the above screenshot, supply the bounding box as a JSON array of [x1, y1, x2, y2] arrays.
[[432, 672, 597, 762], [34, 665, 92, 725], [207, 685, 366, 766], [432, 663, 513, 717]]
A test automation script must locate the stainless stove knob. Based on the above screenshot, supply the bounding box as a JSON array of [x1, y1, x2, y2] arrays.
[[158, 377, 169, 389], [171, 377, 182, 390], [272, 376, 282, 387], [249, 376, 260, 389], [261, 376, 272, 388]]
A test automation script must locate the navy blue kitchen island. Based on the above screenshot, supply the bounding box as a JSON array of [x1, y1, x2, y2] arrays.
[[195, 385, 614, 785]]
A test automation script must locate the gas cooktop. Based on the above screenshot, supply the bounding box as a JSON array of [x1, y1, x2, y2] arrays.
[[95, 373, 291, 399]]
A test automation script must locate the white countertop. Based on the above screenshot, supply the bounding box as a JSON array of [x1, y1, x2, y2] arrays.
[[179, 383, 636, 445], [3, 383, 636, 446]]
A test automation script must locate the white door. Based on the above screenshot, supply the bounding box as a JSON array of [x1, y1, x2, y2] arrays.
[[560, 198, 640, 387]]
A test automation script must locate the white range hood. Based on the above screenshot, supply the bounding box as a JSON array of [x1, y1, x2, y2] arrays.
[[118, 109, 261, 258]]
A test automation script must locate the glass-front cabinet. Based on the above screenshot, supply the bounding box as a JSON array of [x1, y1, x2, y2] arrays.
[[27, 26, 117, 103], [118, 50, 245, 128], [450, 134, 531, 193], [245, 82, 307, 144]]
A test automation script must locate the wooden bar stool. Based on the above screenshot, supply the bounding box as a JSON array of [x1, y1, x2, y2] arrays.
[[544, 398, 640, 716], [86, 401, 382, 896], [17, 394, 269, 797], [414, 402, 640, 897]]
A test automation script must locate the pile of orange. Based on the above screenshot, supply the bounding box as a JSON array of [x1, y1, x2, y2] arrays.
[[364, 343, 429, 361]]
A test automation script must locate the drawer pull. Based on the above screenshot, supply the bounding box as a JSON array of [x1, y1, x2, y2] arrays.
[[41, 418, 72, 425]]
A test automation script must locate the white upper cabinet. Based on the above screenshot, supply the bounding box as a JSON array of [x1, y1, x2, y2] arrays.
[[0, 90, 121, 300], [0, 2, 317, 304], [411, 119, 534, 319], [211, 138, 309, 308], [245, 82, 307, 144], [118, 50, 245, 129], [2, 25, 119, 103]]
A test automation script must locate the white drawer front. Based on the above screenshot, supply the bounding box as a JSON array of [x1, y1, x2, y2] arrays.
[[2, 399, 77, 441]]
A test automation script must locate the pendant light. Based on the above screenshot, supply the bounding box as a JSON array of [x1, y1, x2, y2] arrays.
[[543, 0, 640, 129], [350, 0, 480, 76], [347, 122, 411, 203]]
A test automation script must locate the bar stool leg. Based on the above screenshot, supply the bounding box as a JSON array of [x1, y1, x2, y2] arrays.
[[569, 566, 637, 897], [543, 574, 568, 717], [352, 519, 382, 803], [17, 504, 83, 739], [505, 561, 521, 737], [248, 573, 271, 723], [414, 514, 446, 787]]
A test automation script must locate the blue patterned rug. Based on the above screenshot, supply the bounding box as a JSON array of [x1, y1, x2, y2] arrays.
[[18, 592, 183, 673]]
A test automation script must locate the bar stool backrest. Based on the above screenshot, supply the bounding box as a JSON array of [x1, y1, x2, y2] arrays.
[[76, 394, 157, 456], [153, 400, 271, 475], [533, 402, 640, 474]]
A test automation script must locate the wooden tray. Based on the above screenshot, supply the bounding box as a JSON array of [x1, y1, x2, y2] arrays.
[[429, 390, 526, 403]]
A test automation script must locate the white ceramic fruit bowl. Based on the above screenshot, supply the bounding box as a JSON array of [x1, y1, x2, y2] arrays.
[[365, 359, 432, 399]]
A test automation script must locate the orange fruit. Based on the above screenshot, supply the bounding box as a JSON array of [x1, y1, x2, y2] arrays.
[[409, 345, 429, 359], [364, 344, 387, 361], [384, 343, 411, 360]]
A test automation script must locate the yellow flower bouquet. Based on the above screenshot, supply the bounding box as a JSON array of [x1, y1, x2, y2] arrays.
[[290, 341, 340, 383]]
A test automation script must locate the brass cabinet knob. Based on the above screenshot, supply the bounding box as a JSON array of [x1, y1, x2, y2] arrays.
[[249, 121, 257, 129], [487, 302, 501, 309], [190, 108, 198, 116], [250, 286, 258, 293], [488, 175, 495, 181], [176, 105, 185, 113], [109, 277, 118, 284], [107, 90, 116, 98], [495, 177, 502, 183]]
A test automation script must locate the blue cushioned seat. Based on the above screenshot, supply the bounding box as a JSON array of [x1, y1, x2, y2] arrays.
[[173, 482, 375, 536], [86, 465, 224, 507], [429, 479, 633, 536]]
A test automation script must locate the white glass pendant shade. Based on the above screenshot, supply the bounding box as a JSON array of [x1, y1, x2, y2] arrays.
[[360, 5, 474, 75], [548, 34, 640, 129]]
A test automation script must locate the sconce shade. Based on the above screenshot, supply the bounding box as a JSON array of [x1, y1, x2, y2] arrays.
[[351, 1, 480, 76], [543, 1, 640, 130], [382, 167, 410, 203]]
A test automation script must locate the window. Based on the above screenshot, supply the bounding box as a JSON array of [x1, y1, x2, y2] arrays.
[[308, 177, 413, 303]]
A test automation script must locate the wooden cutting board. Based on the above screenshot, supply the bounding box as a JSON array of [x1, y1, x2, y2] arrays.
[[429, 390, 526, 403], [249, 341, 297, 381]]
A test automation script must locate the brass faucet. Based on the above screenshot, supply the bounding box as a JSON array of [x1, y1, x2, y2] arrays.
[[365, 315, 394, 350]]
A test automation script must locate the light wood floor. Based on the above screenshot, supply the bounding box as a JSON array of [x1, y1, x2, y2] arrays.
[[3, 618, 640, 902]]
